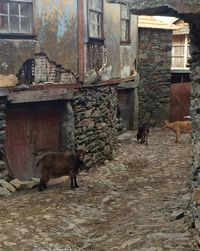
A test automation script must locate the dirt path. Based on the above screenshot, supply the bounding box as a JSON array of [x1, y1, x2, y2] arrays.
[[0, 128, 199, 251]]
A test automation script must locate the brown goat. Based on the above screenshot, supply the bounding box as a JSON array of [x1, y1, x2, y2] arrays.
[[162, 120, 192, 143], [37, 149, 85, 191]]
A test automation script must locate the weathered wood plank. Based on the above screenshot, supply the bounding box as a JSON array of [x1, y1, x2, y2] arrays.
[[8, 88, 74, 104]]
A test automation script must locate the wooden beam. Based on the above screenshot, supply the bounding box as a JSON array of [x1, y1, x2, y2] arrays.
[[8, 88, 74, 104], [29, 82, 82, 90], [100, 74, 137, 85]]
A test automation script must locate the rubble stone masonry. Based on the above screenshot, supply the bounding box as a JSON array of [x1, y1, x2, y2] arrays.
[[0, 98, 8, 180], [138, 28, 172, 126], [72, 85, 118, 168], [189, 19, 200, 230]]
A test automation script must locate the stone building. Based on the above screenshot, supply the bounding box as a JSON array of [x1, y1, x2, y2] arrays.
[[138, 15, 177, 126], [109, 0, 200, 231], [0, 0, 139, 180]]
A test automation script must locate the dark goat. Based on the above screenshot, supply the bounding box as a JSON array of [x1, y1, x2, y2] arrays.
[[137, 123, 150, 145], [37, 149, 85, 191]]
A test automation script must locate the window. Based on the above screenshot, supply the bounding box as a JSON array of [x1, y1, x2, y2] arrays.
[[88, 0, 103, 39], [171, 35, 190, 69], [120, 4, 130, 43], [0, 0, 33, 35]]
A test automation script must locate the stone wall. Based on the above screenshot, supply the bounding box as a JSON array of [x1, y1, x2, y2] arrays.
[[189, 19, 200, 230], [138, 28, 172, 126], [0, 97, 9, 180], [0, 84, 118, 179], [72, 85, 118, 168]]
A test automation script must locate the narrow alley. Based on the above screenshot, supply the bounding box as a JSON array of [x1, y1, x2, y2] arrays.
[[0, 128, 198, 251]]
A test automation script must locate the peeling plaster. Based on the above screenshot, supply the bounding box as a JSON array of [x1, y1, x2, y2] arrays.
[[121, 66, 131, 78], [0, 0, 78, 75], [101, 65, 113, 81]]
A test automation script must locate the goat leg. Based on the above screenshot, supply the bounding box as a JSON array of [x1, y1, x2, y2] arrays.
[[38, 183, 43, 191], [70, 176, 79, 189], [70, 176, 75, 189], [175, 132, 179, 143], [137, 133, 140, 142], [74, 176, 79, 188], [38, 179, 47, 191], [39, 170, 49, 191]]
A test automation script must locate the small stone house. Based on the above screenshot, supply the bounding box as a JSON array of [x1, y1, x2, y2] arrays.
[[0, 0, 139, 180]]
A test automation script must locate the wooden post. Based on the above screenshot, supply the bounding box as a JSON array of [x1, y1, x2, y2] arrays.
[[77, 0, 84, 83], [184, 35, 188, 69]]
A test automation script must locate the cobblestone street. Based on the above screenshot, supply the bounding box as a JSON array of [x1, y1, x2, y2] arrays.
[[0, 128, 199, 251]]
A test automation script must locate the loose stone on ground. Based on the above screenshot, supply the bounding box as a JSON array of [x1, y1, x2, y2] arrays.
[[0, 128, 199, 250]]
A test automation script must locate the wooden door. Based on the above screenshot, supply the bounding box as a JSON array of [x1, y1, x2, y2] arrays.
[[169, 82, 191, 122], [5, 102, 63, 180], [118, 89, 134, 130], [32, 103, 62, 177], [5, 107, 34, 180]]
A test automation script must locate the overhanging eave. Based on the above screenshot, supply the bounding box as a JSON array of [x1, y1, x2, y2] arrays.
[[107, 1, 200, 19]]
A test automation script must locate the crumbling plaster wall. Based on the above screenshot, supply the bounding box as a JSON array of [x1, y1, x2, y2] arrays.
[[0, 41, 36, 75], [84, 1, 138, 83], [36, 0, 78, 73], [104, 3, 138, 79], [103, 2, 121, 79], [120, 13, 138, 78], [0, 0, 78, 75]]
